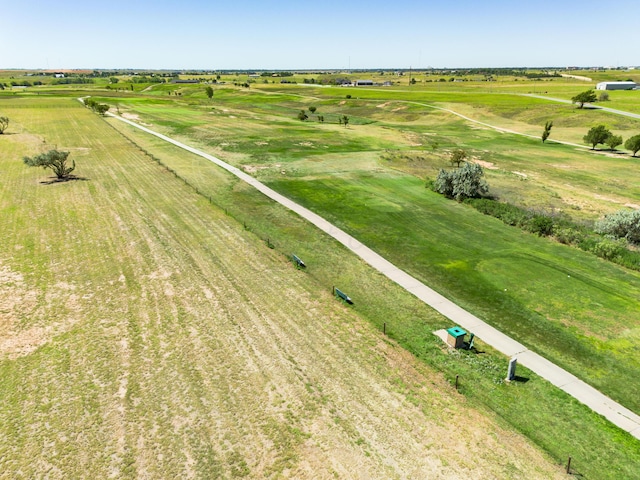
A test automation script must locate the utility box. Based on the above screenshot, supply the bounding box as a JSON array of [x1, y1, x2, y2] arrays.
[[446, 326, 467, 349]]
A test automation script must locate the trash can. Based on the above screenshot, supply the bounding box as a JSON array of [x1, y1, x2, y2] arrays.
[[446, 326, 467, 349]]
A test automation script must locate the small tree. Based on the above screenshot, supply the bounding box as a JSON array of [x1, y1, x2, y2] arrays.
[[584, 125, 611, 150], [23, 150, 76, 180], [95, 104, 110, 116], [318, 115, 324, 123], [598, 92, 609, 102], [605, 134, 623, 151], [85, 98, 98, 111], [541, 120, 553, 143], [205, 86, 214, 99], [624, 134, 640, 157], [309, 106, 317, 114], [434, 162, 488, 201], [0, 116, 8, 134], [297, 110, 308, 121], [450, 148, 468, 167], [342, 115, 349, 128], [571, 89, 597, 108]]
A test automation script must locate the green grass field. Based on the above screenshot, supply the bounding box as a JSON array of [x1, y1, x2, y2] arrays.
[[2, 75, 640, 478], [91, 82, 640, 414]]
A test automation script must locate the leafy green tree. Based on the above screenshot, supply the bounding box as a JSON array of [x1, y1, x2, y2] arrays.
[[23, 150, 76, 180], [450, 148, 468, 167], [0, 116, 8, 134], [434, 162, 488, 201], [205, 86, 214, 99], [624, 134, 640, 157], [605, 134, 623, 151], [598, 92, 609, 101], [309, 106, 317, 114], [85, 98, 98, 111], [297, 110, 308, 121], [571, 89, 597, 108], [109, 77, 119, 84], [95, 104, 110, 116], [342, 115, 349, 127], [541, 120, 553, 143], [584, 125, 611, 150], [318, 115, 324, 123]]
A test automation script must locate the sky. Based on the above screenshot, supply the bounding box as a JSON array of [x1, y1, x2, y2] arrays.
[[1, 0, 638, 70]]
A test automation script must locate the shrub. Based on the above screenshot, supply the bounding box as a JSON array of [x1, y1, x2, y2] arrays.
[[466, 198, 528, 226], [526, 215, 554, 236], [554, 227, 584, 245], [594, 209, 640, 245], [591, 238, 627, 260], [435, 162, 488, 201]]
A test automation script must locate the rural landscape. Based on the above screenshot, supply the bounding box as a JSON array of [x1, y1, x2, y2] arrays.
[[1, 65, 640, 479]]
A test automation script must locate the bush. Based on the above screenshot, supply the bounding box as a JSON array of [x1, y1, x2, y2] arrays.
[[594, 209, 640, 245], [554, 227, 584, 245], [591, 238, 627, 261], [465, 198, 528, 226], [526, 215, 554, 236], [435, 162, 488, 201]]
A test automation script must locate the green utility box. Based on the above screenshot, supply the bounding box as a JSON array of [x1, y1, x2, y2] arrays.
[[446, 326, 467, 349]]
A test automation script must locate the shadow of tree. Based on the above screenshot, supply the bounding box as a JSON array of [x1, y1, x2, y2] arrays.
[[39, 175, 89, 185]]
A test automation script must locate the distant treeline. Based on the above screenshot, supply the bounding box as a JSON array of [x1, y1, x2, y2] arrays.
[[51, 77, 94, 85]]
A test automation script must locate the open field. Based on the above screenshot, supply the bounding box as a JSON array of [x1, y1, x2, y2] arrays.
[[0, 97, 578, 478], [98, 96, 640, 477], [93, 84, 640, 415], [2, 76, 640, 478]]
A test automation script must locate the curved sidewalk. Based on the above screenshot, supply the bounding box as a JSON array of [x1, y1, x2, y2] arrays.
[[107, 111, 640, 441]]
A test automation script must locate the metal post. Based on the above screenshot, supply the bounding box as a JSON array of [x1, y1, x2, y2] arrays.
[[566, 456, 571, 474], [455, 375, 459, 391], [383, 322, 386, 335]]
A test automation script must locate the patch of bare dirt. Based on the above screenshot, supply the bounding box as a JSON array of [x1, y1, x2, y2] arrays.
[[121, 113, 141, 121], [473, 159, 498, 170], [0, 263, 80, 359]]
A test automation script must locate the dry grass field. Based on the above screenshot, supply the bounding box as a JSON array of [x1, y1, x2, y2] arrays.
[[0, 97, 569, 478]]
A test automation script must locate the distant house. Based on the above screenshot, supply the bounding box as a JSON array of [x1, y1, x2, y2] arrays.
[[355, 80, 374, 86], [54, 73, 65, 78], [596, 81, 637, 91], [171, 79, 199, 84]]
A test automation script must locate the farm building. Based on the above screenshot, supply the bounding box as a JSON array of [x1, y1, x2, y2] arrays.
[[596, 81, 637, 90], [355, 80, 374, 86]]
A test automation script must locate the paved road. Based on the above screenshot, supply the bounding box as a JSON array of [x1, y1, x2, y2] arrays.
[[104, 108, 640, 441]]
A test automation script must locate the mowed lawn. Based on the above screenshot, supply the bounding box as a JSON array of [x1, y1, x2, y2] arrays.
[[0, 98, 574, 478]]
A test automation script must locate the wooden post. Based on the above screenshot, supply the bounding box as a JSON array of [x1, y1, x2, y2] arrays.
[[566, 456, 571, 474], [383, 322, 386, 335], [455, 375, 459, 391]]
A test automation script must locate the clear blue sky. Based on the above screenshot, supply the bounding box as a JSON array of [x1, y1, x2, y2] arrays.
[[1, 0, 638, 70]]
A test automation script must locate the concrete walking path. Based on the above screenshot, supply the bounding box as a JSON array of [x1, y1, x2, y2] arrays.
[[105, 110, 640, 441]]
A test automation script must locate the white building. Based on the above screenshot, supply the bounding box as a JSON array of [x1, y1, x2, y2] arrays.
[[596, 81, 637, 90]]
